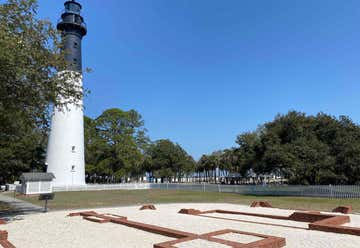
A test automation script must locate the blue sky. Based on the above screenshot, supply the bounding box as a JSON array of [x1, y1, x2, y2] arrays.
[[36, 0, 359, 159]]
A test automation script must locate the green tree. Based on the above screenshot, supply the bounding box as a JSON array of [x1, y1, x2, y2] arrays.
[[197, 152, 222, 183], [235, 131, 263, 176], [232, 111, 360, 185], [84, 108, 149, 183], [0, 0, 84, 184], [146, 139, 195, 183]]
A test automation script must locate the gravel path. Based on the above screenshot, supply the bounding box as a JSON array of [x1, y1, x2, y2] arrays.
[[3, 203, 360, 248]]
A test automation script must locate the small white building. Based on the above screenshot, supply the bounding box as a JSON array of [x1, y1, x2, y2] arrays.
[[19, 173, 55, 195]]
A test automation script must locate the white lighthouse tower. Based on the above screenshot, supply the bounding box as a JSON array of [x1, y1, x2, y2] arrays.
[[46, 0, 87, 186]]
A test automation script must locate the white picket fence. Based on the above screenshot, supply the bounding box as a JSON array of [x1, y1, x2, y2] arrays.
[[52, 183, 360, 198], [53, 183, 150, 192]]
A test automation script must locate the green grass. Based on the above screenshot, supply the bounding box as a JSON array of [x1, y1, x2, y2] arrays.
[[0, 202, 11, 211], [12, 189, 360, 213]]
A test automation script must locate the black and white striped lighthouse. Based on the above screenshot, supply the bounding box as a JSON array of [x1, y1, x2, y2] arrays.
[[46, 0, 87, 186]]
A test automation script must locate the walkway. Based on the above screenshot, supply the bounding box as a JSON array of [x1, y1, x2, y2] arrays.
[[0, 193, 43, 218]]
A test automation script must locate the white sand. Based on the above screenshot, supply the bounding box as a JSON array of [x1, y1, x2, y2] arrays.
[[3, 203, 360, 248], [214, 232, 263, 243], [177, 239, 230, 248], [201, 212, 309, 228]]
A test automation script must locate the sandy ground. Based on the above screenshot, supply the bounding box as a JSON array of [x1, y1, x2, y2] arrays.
[[3, 203, 360, 248], [201, 212, 310, 228]]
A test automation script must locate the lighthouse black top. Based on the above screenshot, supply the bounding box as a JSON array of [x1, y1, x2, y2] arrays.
[[57, 0, 87, 72]]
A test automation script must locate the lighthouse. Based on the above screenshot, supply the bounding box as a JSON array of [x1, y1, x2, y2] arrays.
[[46, 0, 87, 186]]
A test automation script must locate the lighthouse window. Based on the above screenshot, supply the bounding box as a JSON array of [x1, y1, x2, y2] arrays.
[[74, 42, 78, 48], [71, 146, 76, 153], [73, 58, 77, 64]]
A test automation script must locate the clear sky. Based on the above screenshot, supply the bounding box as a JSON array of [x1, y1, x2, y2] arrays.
[[35, 0, 359, 159]]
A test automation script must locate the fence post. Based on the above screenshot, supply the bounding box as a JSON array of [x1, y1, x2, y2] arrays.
[[203, 183, 205, 192], [329, 184, 333, 198]]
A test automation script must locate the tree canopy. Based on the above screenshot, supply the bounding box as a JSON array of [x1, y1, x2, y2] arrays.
[[84, 110, 195, 183], [216, 111, 360, 185], [144, 139, 196, 182], [84, 108, 149, 183]]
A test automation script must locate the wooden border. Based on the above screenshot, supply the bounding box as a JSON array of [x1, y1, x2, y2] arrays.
[[332, 206, 352, 214], [250, 201, 273, 208], [179, 208, 360, 236], [0, 231, 15, 248], [0, 231, 8, 241], [83, 216, 110, 223], [140, 205, 156, 210], [69, 211, 286, 248], [0, 240, 16, 248], [153, 229, 285, 248]]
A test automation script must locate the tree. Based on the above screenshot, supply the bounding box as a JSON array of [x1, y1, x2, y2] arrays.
[[146, 139, 195, 183], [84, 108, 150, 183], [84, 116, 109, 182], [0, 0, 84, 184], [197, 152, 221, 183], [231, 111, 360, 185], [219, 149, 236, 172], [235, 131, 263, 176]]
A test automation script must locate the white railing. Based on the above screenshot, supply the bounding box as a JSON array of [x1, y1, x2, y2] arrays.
[[53, 183, 150, 192], [150, 183, 360, 198], [53, 183, 360, 198]]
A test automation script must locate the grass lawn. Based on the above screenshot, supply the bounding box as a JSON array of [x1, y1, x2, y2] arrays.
[[0, 202, 11, 211], [12, 189, 360, 213]]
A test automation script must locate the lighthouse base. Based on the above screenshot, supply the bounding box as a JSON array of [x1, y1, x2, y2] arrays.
[[46, 102, 86, 187]]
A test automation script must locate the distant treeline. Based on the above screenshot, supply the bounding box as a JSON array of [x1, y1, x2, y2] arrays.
[[84, 108, 196, 183], [2, 103, 360, 185], [83, 109, 360, 185], [199, 111, 360, 185]]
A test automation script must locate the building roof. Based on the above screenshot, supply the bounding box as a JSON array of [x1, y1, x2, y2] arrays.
[[20, 173, 55, 182]]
